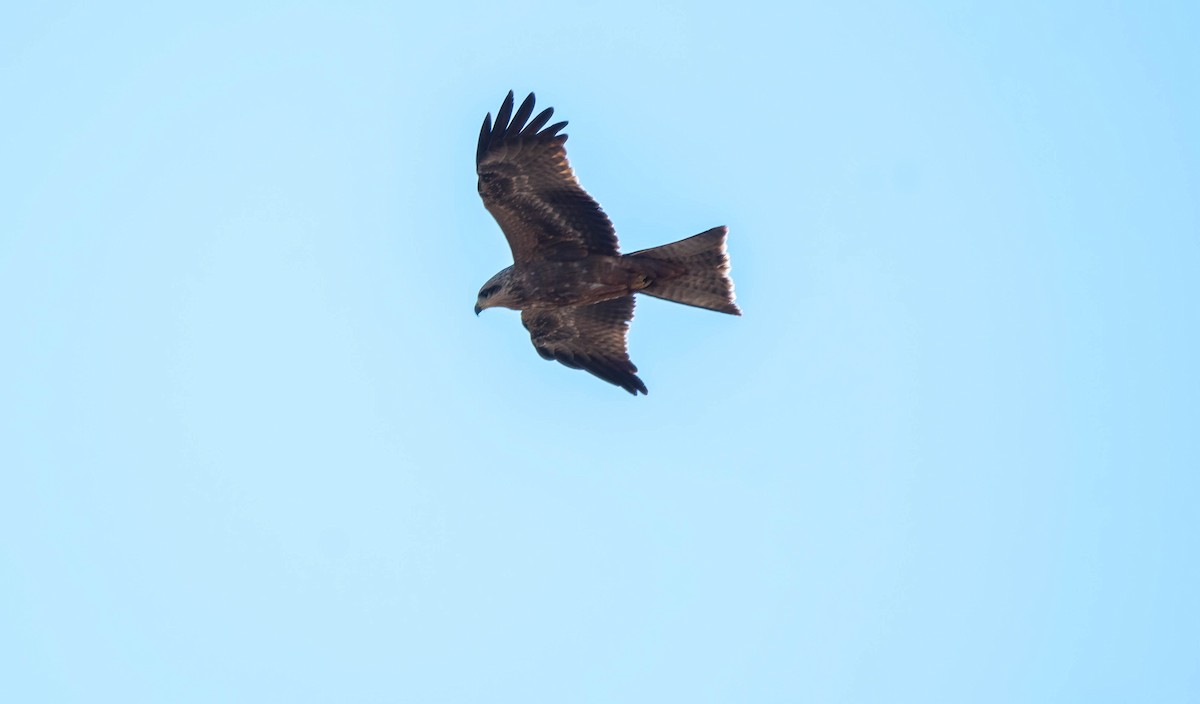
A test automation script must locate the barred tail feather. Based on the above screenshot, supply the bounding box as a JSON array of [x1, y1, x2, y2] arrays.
[[627, 227, 741, 315]]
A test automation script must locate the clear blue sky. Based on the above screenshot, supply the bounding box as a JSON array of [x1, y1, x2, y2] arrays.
[[2, 1, 1198, 701]]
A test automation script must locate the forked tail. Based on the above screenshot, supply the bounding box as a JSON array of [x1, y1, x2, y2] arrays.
[[626, 226, 741, 315]]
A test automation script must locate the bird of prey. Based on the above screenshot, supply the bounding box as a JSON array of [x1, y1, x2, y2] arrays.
[[473, 91, 740, 395]]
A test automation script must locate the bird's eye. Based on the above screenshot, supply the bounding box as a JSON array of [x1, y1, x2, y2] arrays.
[[481, 285, 499, 299]]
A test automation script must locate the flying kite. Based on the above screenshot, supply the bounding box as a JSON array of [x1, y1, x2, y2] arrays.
[[473, 91, 739, 395]]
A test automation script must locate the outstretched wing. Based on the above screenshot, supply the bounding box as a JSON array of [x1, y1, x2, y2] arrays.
[[477, 91, 619, 263], [521, 296, 646, 395]]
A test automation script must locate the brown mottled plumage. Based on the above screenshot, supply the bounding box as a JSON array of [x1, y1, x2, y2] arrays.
[[474, 91, 739, 395]]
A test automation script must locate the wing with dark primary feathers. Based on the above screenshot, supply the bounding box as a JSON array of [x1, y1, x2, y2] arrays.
[[521, 296, 647, 395], [477, 91, 619, 263]]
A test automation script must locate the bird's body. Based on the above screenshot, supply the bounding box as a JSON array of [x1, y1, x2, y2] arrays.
[[473, 92, 739, 395], [478, 256, 650, 311]]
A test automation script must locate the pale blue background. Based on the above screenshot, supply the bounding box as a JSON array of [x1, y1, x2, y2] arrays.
[[2, 2, 1198, 702]]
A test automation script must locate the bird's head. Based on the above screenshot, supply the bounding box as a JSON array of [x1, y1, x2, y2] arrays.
[[475, 268, 517, 315]]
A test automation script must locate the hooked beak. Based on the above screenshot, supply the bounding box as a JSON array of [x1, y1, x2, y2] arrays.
[[474, 304, 482, 316]]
